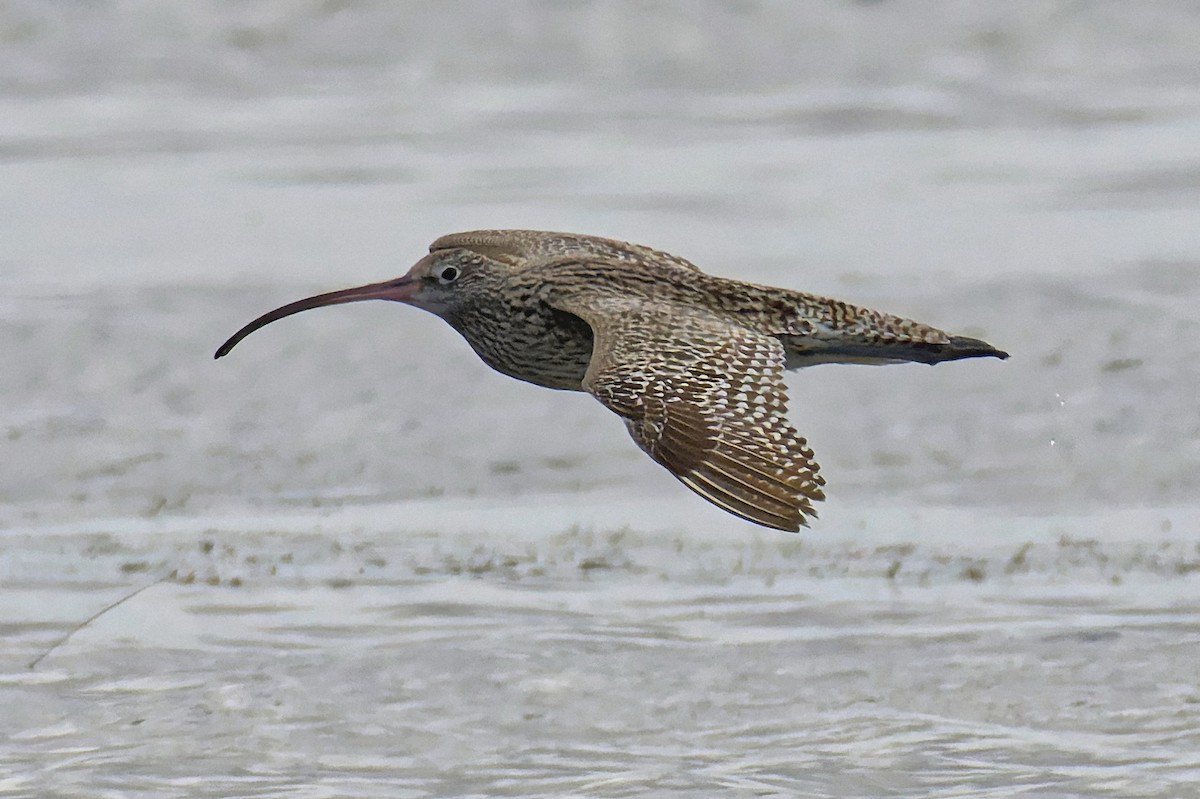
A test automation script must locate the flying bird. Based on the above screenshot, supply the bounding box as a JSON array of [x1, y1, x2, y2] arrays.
[[216, 230, 1006, 531]]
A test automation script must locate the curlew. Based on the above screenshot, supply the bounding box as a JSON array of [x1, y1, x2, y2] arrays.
[[216, 230, 1006, 531]]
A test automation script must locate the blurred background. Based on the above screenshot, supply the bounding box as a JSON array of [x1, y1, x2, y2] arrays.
[[2, 2, 1199, 796], [4, 0, 1199, 523]]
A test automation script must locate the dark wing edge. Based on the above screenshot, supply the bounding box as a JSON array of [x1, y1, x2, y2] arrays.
[[625, 394, 825, 532]]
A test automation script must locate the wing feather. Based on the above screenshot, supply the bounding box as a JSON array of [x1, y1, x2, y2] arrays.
[[549, 294, 824, 531]]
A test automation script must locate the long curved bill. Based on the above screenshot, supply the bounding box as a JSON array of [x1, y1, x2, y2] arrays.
[[214, 276, 417, 358]]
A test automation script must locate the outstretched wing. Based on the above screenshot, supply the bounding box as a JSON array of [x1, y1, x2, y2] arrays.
[[551, 294, 825, 532]]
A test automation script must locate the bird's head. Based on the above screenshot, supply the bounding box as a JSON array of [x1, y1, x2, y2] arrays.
[[214, 248, 504, 358]]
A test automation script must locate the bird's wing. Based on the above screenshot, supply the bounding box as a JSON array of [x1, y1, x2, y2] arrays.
[[430, 230, 703, 272], [550, 293, 825, 531]]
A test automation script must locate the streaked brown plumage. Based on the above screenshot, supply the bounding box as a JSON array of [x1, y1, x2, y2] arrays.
[[216, 229, 1007, 532]]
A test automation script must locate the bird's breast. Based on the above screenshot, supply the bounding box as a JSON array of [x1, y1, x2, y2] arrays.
[[448, 301, 594, 391]]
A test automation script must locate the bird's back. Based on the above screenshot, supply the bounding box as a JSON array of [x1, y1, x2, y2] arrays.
[[431, 229, 704, 273], [518, 250, 1006, 369]]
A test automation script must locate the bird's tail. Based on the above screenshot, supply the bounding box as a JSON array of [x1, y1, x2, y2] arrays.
[[784, 333, 1007, 368], [779, 299, 1009, 368]]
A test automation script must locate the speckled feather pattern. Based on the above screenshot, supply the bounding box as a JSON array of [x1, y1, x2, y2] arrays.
[[555, 297, 825, 530], [416, 230, 1005, 531], [219, 229, 1004, 532]]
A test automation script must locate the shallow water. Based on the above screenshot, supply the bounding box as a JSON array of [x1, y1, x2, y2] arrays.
[[3, 2, 1200, 797]]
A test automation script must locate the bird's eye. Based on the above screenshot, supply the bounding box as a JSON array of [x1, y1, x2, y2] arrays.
[[436, 265, 460, 284]]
